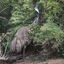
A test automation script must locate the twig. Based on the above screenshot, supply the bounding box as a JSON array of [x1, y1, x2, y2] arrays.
[[0, 7, 8, 13], [0, 33, 7, 43], [0, 16, 8, 21]]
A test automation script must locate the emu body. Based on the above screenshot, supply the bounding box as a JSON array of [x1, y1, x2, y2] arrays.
[[10, 27, 31, 53]]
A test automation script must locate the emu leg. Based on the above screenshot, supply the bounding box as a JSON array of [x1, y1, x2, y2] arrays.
[[23, 45, 26, 61], [0, 44, 3, 57]]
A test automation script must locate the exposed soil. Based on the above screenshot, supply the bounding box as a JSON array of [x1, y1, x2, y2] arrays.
[[12, 53, 64, 64], [13, 59, 64, 64], [0, 51, 64, 64]]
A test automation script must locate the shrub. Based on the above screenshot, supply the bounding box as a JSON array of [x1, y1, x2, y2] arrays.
[[29, 22, 64, 57]]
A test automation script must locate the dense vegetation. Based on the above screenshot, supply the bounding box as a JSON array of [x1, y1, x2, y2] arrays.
[[0, 0, 64, 58]]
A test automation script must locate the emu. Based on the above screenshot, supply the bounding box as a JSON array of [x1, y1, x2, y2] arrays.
[[10, 1, 40, 60]]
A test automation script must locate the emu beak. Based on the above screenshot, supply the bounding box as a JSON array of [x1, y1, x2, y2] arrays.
[[34, 7, 39, 13]]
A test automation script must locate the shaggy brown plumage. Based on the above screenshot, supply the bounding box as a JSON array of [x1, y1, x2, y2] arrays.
[[10, 26, 32, 53]]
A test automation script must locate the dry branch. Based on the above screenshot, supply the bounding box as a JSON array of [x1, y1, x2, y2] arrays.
[[0, 55, 23, 62]]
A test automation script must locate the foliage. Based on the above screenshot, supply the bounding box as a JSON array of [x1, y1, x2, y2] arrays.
[[29, 0, 64, 56], [0, 0, 64, 57], [30, 22, 64, 44], [8, 0, 35, 35], [0, 0, 13, 33]]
